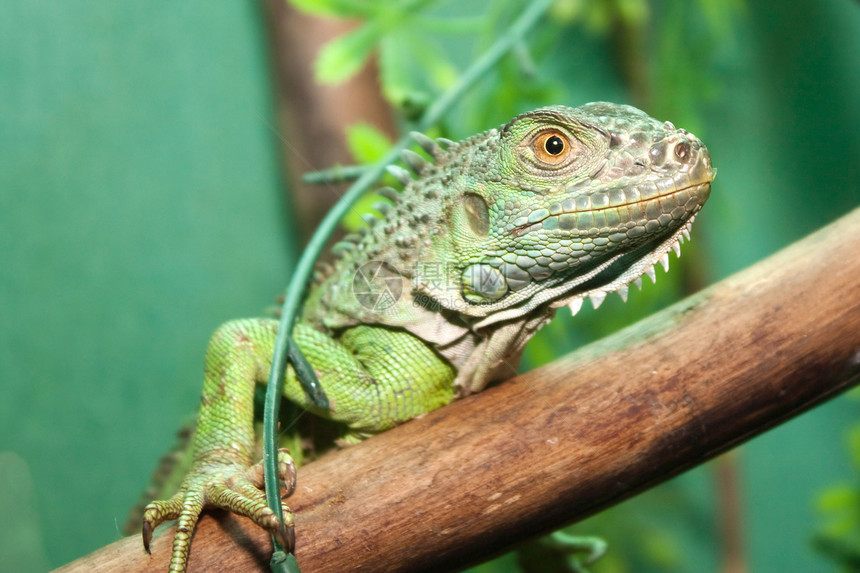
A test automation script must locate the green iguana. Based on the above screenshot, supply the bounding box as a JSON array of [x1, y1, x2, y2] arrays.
[[141, 102, 714, 572]]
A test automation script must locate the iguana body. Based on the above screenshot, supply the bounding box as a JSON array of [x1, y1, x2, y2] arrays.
[[142, 102, 713, 571]]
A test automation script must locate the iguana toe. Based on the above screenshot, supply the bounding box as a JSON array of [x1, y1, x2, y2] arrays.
[[142, 495, 184, 554], [142, 448, 297, 571]]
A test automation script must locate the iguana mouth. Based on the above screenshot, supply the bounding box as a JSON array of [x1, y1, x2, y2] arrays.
[[510, 181, 712, 237], [472, 211, 702, 331]]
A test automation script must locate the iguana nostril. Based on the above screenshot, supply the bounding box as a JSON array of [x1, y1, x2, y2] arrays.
[[674, 141, 692, 162]]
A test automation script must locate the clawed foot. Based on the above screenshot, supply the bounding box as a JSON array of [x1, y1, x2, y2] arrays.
[[142, 448, 296, 573]]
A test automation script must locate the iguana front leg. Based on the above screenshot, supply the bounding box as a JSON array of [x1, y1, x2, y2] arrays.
[[142, 319, 456, 572]]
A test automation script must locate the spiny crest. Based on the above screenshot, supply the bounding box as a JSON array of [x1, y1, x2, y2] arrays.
[[330, 240, 356, 256], [410, 131, 441, 158], [400, 149, 427, 175], [376, 186, 400, 204], [437, 137, 454, 149], [326, 132, 443, 266], [385, 164, 413, 187], [312, 260, 334, 283], [383, 131, 446, 186], [567, 217, 695, 317], [371, 201, 392, 216]]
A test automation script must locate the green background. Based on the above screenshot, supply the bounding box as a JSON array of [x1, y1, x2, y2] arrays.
[[1, 0, 859, 571]]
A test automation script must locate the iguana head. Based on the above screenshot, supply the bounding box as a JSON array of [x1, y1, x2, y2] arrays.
[[311, 102, 712, 351], [414, 102, 713, 328]]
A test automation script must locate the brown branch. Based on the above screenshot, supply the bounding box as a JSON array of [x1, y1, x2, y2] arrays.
[[57, 207, 860, 572]]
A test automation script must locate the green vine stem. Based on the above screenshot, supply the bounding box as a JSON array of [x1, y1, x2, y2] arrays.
[[263, 0, 555, 569], [301, 163, 366, 185]]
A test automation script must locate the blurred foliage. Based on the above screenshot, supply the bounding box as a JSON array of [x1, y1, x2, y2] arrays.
[[814, 390, 860, 571], [292, 0, 743, 130]]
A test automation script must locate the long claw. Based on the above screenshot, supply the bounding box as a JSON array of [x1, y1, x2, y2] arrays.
[[279, 449, 297, 498], [271, 516, 295, 554], [142, 520, 153, 555], [245, 448, 297, 499], [285, 522, 296, 554], [142, 495, 183, 554]]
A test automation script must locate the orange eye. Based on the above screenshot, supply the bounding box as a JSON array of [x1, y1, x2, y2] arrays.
[[534, 131, 570, 165]]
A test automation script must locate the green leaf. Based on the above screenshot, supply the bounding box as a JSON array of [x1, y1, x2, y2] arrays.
[[287, 0, 378, 18], [549, 0, 587, 24], [698, 0, 746, 38], [816, 484, 858, 513], [616, 0, 649, 25], [315, 23, 381, 84], [345, 123, 393, 164], [378, 33, 416, 108], [408, 34, 459, 91], [378, 31, 439, 113], [848, 425, 860, 470]]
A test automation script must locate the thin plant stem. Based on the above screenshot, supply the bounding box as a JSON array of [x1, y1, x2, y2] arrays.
[[301, 164, 366, 184]]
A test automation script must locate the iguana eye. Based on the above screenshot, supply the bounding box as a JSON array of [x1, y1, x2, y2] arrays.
[[544, 135, 565, 155], [533, 130, 572, 165]]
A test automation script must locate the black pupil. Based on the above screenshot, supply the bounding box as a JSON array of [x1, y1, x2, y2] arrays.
[[545, 135, 564, 155]]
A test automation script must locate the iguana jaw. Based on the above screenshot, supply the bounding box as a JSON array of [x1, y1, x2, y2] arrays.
[[552, 212, 700, 314], [471, 207, 705, 331]]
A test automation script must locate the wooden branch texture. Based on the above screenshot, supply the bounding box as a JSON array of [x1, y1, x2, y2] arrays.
[[58, 207, 860, 572]]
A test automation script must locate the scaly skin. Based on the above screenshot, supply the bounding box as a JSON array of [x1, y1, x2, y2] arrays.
[[142, 102, 714, 571]]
